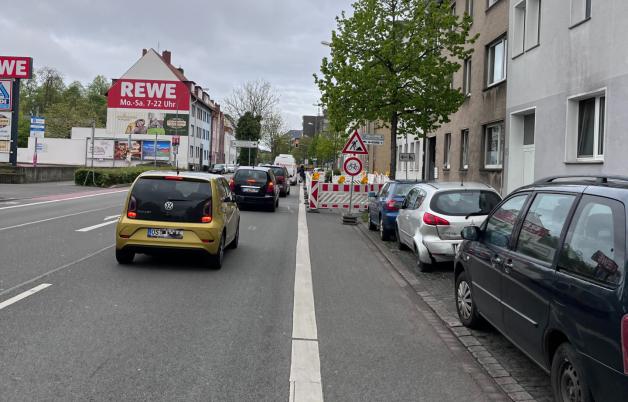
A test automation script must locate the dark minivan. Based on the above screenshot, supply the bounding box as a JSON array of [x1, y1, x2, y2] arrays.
[[262, 165, 291, 197], [230, 166, 280, 211], [455, 176, 628, 402]]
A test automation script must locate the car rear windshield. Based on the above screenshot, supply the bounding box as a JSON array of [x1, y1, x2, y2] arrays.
[[391, 183, 415, 196], [234, 169, 268, 184], [430, 190, 502, 216], [270, 167, 285, 177], [131, 177, 212, 222]]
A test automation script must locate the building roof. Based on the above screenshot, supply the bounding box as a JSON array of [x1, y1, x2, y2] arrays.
[[286, 129, 303, 140]]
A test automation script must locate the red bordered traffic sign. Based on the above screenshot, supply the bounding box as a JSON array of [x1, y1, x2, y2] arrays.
[[341, 130, 368, 155], [343, 157, 363, 176]]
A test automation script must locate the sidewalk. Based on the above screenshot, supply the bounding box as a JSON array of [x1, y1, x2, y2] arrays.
[[357, 220, 553, 402], [306, 209, 509, 401]]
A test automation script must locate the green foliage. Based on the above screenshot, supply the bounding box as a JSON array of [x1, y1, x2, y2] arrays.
[[15, 69, 110, 142], [74, 166, 169, 187], [315, 0, 477, 177], [236, 112, 262, 165]]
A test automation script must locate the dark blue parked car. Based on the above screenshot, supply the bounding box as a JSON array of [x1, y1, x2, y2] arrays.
[[367, 181, 418, 240], [455, 176, 628, 402]]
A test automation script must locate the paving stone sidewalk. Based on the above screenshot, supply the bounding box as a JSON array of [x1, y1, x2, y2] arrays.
[[358, 222, 553, 402]]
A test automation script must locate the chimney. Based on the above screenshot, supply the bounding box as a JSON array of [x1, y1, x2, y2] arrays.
[[177, 67, 184, 75], [142, 48, 147, 56], [162, 50, 171, 65]]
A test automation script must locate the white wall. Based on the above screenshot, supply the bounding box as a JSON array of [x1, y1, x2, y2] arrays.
[[18, 138, 86, 165]]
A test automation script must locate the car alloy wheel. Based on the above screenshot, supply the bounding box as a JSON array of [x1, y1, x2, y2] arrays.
[[552, 343, 591, 402], [456, 281, 472, 321]]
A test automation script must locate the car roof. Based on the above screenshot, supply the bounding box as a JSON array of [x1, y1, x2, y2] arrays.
[[512, 175, 628, 203], [235, 166, 272, 172], [138, 171, 223, 182], [262, 164, 286, 169], [414, 181, 497, 191]]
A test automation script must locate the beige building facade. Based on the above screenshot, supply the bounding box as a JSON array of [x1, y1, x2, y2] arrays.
[[429, 0, 508, 193]]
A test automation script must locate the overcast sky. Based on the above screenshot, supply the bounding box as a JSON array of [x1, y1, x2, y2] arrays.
[[2, 0, 354, 129]]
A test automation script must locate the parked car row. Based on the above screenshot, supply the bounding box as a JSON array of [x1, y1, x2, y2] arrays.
[[368, 176, 628, 402]]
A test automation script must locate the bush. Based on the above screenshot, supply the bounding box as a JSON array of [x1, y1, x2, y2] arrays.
[[75, 166, 172, 187]]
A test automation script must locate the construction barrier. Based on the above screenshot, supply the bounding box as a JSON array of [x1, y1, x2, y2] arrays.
[[308, 181, 385, 211]]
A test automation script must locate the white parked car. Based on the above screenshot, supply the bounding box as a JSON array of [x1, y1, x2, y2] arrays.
[[225, 164, 236, 173], [396, 182, 502, 272]]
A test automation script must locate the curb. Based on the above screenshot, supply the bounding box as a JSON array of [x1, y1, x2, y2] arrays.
[[355, 222, 536, 402]]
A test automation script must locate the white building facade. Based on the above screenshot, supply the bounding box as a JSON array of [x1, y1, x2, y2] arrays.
[[505, 0, 628, 192]]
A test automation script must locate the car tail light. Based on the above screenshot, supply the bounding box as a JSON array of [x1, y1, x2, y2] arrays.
[[385, 199, 401, 211], [202, 199, 212, 223], [423, 212, 450, 226], [164, 175, 183, 181], [622, 314, 628, 374], [229, 178, 235, 192], [127, 196, 137, 219], [267, 181, 274, 194]]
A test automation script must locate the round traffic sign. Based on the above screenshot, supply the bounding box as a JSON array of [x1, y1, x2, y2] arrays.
[[343, 157, 363, 176]]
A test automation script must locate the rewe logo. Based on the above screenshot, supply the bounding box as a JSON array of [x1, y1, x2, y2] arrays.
[[0, 57, 32, 79], [120, 81, 177, 99]]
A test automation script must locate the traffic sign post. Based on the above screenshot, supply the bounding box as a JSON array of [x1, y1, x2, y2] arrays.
[[341, 130, 368, 155], [343, 157, 363, 219], [1, 56, 33, 166], [30, 116, 45, 168], [340, 130, 368, 224]]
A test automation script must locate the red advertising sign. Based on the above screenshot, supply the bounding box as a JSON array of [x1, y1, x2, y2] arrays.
[[0, 56, 33, 79], [108, 79, 190, 111]]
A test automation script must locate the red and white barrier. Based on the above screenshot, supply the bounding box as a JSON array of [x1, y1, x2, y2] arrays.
[[308, 182, 385, 211]]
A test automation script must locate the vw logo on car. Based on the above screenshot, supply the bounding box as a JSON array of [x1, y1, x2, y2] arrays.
[[164, 201, 174, 211]]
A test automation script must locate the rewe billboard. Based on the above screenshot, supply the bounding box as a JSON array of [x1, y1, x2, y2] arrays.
[[108, 79, 190, 111], [0, 56, 33, 79]]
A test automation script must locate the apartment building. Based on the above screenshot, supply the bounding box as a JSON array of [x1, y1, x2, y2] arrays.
[[429, 0, 509, 192], [505, 0, 628, 192]]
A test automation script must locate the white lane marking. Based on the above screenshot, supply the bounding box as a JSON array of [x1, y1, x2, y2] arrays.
[[0, 189, 127, 211], [0, 207, 116, 232], [104, 215, 120, 221], [0, 244, 113, 298], [248, 225, 257, 231], [76, 220, 118, 232], [289, 189, 323, 402], [0, 284, 52, 311]]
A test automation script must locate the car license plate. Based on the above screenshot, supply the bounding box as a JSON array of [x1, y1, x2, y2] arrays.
[[147, 228, 183, 239], [243, 187, 258, 193]]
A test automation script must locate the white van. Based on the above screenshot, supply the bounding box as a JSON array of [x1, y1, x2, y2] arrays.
[[273, 154, 298, 185]]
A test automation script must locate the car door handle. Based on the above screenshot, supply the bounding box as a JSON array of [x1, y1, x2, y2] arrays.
[[503, 260, 514, 273], [490, 256, 502, 267]]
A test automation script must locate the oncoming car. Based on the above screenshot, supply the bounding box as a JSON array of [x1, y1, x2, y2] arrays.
[[115, 171, 240, 269]]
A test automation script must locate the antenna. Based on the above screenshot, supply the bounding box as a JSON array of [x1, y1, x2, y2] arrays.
[[157, 41, 160, 52]]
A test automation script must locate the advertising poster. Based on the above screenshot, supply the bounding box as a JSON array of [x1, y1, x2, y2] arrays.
[[107, 79, 190, 111], [142, 141, 171, 161], [164, 113, 189, 135], [107, 110, 189, 136], [88, 139, 115, 159], [0, 112, 12, 138], [0, 80, 12, 111], [114, 140, 142, 160]]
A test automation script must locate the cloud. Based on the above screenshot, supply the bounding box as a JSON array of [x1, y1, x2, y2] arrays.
[[3, 0, 353, 129]]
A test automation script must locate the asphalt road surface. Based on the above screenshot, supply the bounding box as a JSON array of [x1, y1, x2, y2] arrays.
[[0, 182, 507, 401]]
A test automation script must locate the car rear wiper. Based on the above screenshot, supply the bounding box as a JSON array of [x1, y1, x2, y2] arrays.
[[465, 211, 486, 219]]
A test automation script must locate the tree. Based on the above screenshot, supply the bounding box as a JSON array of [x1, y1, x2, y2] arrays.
[[261, 112, 290, 159], [224, 80, 279, 123], [315, 0, 476, 178], [236, 112, 262, 165], [292, 135, 313, 165]]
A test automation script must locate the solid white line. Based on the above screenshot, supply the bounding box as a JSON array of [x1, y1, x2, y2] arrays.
[[104, 215, 120, 221], [289, 189, 323, 402], [76, 220, 118, 232], [0, 284, 52, 311], [0, 189, 128, 211], [0, 206, 116, 232]]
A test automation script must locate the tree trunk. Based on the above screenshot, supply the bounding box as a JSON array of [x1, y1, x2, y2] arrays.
[[389, 112, 398, 180]]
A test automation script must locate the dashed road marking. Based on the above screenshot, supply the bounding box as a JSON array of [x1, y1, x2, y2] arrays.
[[0, 189, 127, 211], [0, 284, 52, 311], [0, 207, 117, 232], [76, 220, 118, 232]]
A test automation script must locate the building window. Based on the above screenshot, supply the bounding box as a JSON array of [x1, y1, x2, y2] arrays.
[[415, 141, 421, 170], [571, 0, 591, 26], [576, 95, 605, 159], [513, 0, 540, 56], [398, 145, 402, 164], [410, 143, 415, 171], [191, 124, 195, 136], [460, 129, 469, 170], [487, 37, 507, 86], [463, 58, 472, 95], [465, 0, 473, 16], [443, 133, 451, 169], [190, 145, 193, 156], [484, 123, 503, 168]]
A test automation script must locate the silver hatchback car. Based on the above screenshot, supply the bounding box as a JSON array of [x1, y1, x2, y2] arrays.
[[396, 182, 502, 271]]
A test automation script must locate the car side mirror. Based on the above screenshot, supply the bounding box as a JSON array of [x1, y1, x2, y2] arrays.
[[461, 226, 480, 241], [368, 191, 376, 198]]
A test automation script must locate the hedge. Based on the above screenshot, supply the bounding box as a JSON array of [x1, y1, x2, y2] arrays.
[[75, 166, 172, 187]]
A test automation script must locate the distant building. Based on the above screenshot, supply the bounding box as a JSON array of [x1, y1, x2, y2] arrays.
[[286, 129, 303, 148], [302, 115, 327, 137]]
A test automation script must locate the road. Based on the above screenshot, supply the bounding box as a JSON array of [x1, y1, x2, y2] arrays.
[[0, 182, 507, 401]]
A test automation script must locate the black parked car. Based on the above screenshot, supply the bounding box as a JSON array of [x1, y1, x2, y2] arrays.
[[455, 176, 628, 402], [229, 166, 279, 211], [262, 165, 290, 197], [210, 164, 226, 174]]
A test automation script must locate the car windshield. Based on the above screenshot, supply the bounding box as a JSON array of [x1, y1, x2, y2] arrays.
[[270, 167, 285, 177], [130, 177, 211, 222], [430, 190, 502, 216], [391, 183, 415, 196]]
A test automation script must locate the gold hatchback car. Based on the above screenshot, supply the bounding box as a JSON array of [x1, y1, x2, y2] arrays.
[[115, 171, 240, 269]]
